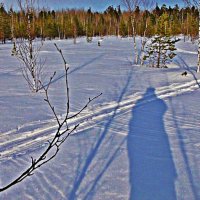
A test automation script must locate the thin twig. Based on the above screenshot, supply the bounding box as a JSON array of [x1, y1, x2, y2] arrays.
[[0, 43, 101, 193]]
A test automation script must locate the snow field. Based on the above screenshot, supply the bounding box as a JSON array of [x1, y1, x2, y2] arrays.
[[0, 37, 200, 199]]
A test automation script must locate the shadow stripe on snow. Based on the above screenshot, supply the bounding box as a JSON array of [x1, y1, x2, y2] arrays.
[[0, 78, 199, 161]]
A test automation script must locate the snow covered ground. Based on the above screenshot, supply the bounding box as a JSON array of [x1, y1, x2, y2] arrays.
[[0, 37, 200, 199]]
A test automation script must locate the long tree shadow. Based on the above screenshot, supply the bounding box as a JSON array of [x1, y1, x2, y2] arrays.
[[68, 67, 134, 200], [175, 56, 200, 88], [50, 53, 105, 85], [128, 87, 177, 200], [168, 98, 199, 200]]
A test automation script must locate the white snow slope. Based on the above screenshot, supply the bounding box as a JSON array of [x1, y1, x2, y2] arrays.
[[0, 37, 200, 200]]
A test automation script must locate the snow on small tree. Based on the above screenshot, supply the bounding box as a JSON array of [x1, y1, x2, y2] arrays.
[[143, 35, 180, 68]]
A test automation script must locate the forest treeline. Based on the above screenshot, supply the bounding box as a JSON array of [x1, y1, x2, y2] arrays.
[[0, 2, 199, 43]]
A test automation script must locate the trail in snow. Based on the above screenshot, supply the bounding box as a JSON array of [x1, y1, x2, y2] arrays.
[[1, 37, 200, 200], [176, 48, 197, 55], [0, 77, 199, 161]]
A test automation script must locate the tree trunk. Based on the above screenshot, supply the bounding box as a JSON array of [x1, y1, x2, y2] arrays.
[[157, 42, 161, 68], [197, 6, 200, 72], [131, 14, 138, 64], [73, 26, 77, 44], [141, 20, 148, 65]]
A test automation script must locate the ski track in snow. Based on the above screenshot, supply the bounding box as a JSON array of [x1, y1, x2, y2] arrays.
[[0, 78, 199, 161], [176, 48, 197, 55]]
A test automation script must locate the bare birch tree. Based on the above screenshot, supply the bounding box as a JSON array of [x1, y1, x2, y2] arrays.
[[122, 0, 141, 64], [140, 0, 155, 65], [183, 0, 200, 72], [12, 0, 44, 92]]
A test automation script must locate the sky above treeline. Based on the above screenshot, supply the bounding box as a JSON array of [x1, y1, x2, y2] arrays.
[[2, 0, 185, 11]]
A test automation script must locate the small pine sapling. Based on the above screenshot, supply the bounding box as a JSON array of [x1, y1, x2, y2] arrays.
[[143, 35, 180, 68]]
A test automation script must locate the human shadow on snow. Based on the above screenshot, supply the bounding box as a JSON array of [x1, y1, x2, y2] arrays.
[[128, 87, 177, 200]]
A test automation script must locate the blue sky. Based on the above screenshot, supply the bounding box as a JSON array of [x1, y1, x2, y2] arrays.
[[2, 0, 185, 11]]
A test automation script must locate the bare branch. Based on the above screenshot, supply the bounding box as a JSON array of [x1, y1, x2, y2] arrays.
[[40, 72, 61, 126], [183, 0, 199, 7], [67, 93, 102, 120], [0, 43, 101, 192], [54, 43, 70, 126], [122, 0, 141, 12]]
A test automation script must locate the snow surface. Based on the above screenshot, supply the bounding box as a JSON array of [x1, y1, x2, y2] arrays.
[[0, 37, 200, 199]]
